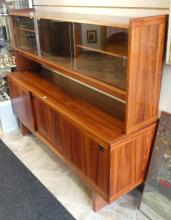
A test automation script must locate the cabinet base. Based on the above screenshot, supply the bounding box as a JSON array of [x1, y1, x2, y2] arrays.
[[20, 122, 31, 136], [92, 191, 108, 212]]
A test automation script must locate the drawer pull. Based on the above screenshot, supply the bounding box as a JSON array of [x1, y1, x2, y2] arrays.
[[98, 145, 104, 152]]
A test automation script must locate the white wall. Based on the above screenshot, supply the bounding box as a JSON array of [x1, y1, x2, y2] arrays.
[[160, 65, 171, 113], [33, 0, 171, 113], [33, 0, 169, 8]]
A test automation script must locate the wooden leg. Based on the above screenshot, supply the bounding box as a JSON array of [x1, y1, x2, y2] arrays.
[[92, 191, 108, 212], [20, 122, 30, 136], [136, 183, 145, 208]]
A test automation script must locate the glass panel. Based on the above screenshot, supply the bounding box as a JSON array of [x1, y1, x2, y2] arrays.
[[14, 16, 37, 54], [73, 23, 128, 90], [38, 19, 72, 70], [14, 16, 34, 31], [7, 0, 30, 9]]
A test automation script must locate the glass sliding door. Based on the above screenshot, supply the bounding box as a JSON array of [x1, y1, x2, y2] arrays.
[[13, 16, 37, 54], [38, 19, 73, 70], [72, 23, 128, 90]]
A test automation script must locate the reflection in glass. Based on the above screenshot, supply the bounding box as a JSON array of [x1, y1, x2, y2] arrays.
[[14, 16, 34, 31], [38, 19, 72, 70], [15, 29, 37, 53], [14, 16, 37, 54], [73, 23, 128, 90]]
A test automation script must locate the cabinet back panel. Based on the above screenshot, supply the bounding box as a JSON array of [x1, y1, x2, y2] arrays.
[[40, 67, 125, 120]]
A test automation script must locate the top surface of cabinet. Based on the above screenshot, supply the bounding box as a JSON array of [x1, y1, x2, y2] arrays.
[[9, 9, 133, 28]]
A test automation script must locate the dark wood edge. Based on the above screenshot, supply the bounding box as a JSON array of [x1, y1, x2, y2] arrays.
[[8, 8, 34, 15]]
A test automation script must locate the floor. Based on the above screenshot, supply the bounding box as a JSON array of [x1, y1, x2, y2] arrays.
[[0, 129, 149, 220]]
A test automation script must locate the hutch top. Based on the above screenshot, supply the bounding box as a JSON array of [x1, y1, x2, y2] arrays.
[[9, 9, 167, 136]]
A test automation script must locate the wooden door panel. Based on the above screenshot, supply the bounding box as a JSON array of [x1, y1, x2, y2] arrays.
[[8, 78, 35, 131], [33, 96, 109, 198], [33, 97, 65, 154]]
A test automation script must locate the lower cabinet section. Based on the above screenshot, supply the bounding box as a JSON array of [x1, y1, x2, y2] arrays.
[[33, 96, 109, 199], [8, 75, 156, 207]]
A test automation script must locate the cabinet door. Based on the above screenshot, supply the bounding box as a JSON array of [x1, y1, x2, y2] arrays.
[[33, 96, 109, 199], [62, 118, 109, 199], [33, 96, 65, 154], [8, 78, 35, 131]]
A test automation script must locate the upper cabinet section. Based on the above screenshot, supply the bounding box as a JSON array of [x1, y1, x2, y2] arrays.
[[10, 11, 167, 105], [13, 16, 37, 54], [12, 16, 128, 98]]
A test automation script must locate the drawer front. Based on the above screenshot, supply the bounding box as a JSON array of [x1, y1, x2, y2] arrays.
[[8, 78, 35, 131], [33, 96, 109, 198]]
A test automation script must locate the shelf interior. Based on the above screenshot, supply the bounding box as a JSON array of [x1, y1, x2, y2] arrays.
[[76, 44, 127, 59], [15, 27, 36, 33], [16, 47, 127, 100]]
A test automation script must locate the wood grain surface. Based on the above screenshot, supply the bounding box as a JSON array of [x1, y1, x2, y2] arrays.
[[8, 71, 124, 147], [126, 15, 167, 133]]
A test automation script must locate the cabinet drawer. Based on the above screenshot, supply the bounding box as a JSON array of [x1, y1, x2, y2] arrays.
[[33, 96, 109, 198], [8, 78, 35, 131]]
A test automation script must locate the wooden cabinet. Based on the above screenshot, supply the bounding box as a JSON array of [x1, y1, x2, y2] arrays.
[[8, 10, 167, 211], [8, 78, 35, 131]]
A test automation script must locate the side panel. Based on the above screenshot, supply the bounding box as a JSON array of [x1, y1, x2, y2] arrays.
[[110, 124, 156, 202], [126, 15, 167, 133], [8, 78, 35, 131]]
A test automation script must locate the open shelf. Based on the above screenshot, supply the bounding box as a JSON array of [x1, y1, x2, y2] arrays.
[[15, 47, 127, 101], [76, 43, 128, 59], [15, 27, 35, 33], [16, 46, 37, 55], [8, 71, 124, 145]]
